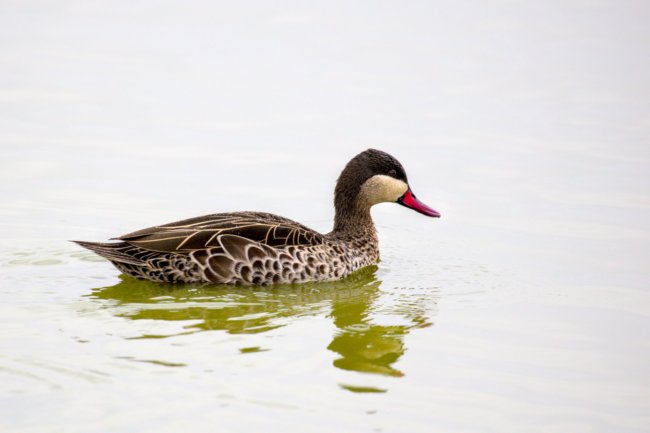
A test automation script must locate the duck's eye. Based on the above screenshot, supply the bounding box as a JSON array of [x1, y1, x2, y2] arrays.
[[388, 169, 397, 177]]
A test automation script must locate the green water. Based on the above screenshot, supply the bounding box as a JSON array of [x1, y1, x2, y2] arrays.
[[92, 267, 415, 379], [2, 1, 650, 432]]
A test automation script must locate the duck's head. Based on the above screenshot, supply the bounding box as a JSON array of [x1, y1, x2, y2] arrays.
[[334, 149, 440, 229]]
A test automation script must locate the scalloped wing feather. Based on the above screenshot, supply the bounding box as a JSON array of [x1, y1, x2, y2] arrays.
[[189, 235, 289, 284]]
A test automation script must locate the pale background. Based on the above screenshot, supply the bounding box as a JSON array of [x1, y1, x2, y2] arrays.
[[1, 1, 649, 432]]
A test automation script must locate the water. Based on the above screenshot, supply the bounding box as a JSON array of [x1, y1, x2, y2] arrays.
[[1, 1, 650, 432]]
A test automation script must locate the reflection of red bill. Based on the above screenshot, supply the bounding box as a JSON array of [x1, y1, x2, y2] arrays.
[[397, 189, 440, 218]]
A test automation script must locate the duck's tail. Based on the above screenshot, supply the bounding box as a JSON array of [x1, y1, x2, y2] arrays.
[[71, 240, 145, 266]]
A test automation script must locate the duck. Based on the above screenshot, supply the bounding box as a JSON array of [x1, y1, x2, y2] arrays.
[[74, 149, 440, 285]]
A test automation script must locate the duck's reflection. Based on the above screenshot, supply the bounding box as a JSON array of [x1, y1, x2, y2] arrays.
[[90, 266, 432, 378]]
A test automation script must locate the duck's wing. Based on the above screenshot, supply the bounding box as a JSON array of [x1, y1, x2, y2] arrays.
[[113, 211, 325, 253]]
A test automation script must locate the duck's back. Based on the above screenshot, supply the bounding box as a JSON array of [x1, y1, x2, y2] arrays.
[[115, 211, 325, 252]]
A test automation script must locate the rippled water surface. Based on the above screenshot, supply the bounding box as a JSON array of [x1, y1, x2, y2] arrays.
[[2, 2, 650, 432]]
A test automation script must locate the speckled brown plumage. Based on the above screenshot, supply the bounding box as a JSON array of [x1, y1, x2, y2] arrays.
[[74, 149, 439, 284]]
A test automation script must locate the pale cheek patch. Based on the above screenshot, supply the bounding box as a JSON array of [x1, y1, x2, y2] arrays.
[[359, 175, 408, 206]]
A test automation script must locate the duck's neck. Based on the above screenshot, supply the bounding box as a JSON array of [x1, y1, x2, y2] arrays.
[[331, 203, 377, 240]]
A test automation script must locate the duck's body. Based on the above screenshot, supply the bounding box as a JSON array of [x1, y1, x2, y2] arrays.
[[76, 211, 379, 284], [75, 149, 439, 285]]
